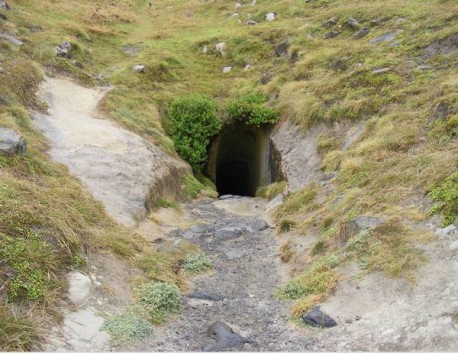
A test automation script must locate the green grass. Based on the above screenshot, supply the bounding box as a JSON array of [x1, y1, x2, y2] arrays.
[[182, 252, 213, 275], [256, 181, 286, 200]]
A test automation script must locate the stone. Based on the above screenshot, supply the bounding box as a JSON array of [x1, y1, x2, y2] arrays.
[[247, 219, 269, 232], [72, 60, 83, 68], [274, 39, 290, 58], [203, 322, 251, 351], [189, 223, 211, 233], [324, 31, 340, 39], [96, 73, 104, 81], [435, 225, 457, 240], [251, 0, 256, 5], [346, 18, 361, 30], [189, 290, 223, 301], [302, 307, 337, 328], [235, 2, 242, 9], [260, 72, 273, 84], [0, 128, 26, 155], [246, 20, 258, 26], [219, 194, 235, 200], [0, 97, 7, 105], [62, 307, 108, 346], [449, 240, 458, 251], [322, 17, 338, 28], [394, 61, 416, 76], [243, 64, 252, 71], [132, 64, 145, 73], [370, 32, 397, 45], [55, 41, 73, 58], [0, 1, 9, 10], [372, 67, 391, 74], [215, 42, 226, 56], [67, 271, 92, 306], [202, 46, 208, 53], [354, 27, 369, 39], [223, 66, 232, 73], [265, 12, 276, 21], [0, 32, 22, 46], [342, 216, 382, 245]]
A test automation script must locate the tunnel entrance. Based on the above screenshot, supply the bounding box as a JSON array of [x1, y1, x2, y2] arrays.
[[207, 125, 284, 197]]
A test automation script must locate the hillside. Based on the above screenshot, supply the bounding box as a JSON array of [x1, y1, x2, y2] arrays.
[[0, 0, 457, 350]]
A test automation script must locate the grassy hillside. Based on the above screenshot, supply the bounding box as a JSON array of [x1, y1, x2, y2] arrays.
[[0, 0, 457, 349]]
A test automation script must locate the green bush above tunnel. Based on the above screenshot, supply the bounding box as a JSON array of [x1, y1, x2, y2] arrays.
[[226, 93, 280, 127], [168, 94, 222, 172]]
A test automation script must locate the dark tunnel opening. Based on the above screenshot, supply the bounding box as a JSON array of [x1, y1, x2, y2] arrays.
[[208, 125, 283, 197]]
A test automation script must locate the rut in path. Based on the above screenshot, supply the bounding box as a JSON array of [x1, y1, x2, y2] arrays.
[[132, 197, 314, 351]]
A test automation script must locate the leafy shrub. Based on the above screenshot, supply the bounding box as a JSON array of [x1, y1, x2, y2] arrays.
[[183, 252, 213, 274], [137, 282, 181, 324], [168, 94, 221, 172], [226, 93, 279, 127], [428, 172, 458, 227], [103, 312, 152, 346]]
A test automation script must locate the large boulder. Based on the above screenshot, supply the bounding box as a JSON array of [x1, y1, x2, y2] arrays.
[[203, 321, 251, 351], [67, 271, 92, 306], [0, 128, 26, 155]]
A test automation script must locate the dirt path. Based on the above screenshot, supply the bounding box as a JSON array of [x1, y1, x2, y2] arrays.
[[131, 196, 313, 351]]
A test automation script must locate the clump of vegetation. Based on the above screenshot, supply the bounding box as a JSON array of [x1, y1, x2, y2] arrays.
[[317, 133, 340, 155], [256, 181, 286, 200], [275, 184, 318, 223], [428, 172, 458, 227], [168, 94, 221, 172], [226, 93, 279, 127], [182, 251, 213, 275], [103, 312, 152, 347], [155, 197, 179, 209], [136, 282, 181, 324], [279, 219, 296, 233], [276, 255, 339, 318], [346, 219, 424, 280], [0, 305, 38, 351]]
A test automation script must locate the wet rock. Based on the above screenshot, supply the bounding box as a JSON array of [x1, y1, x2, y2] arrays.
[[0, 128, 26, 156], [370, 32, 397, 45], [55, 41, 73, 58], [216, 42, 226, 56], [346, 18, 361, 31], [354, 27, 369, 39], [203, 321, 251, 351], [303, 307, 337, 328], [223, 66, 232, 73], [189, 290, 223, 301], [67, 271, 92, 306], [246, 20, 258, 26], [0, 32, 22, 46], [0, 1, 9, 10], [322, 17, 338, 28], [324, 31, 340, 39], [132, 64, 145, 73], [265, 12, 276, 22]]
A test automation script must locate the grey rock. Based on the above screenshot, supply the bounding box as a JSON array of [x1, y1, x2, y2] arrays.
[[449, 240, 458, 251], [55, 41, 73, 58], [235, 2, 242, 9], [132, 64, 145, 73], [416, 64, 432, 71], [203, 322, 251, 351], [435, 225, 456, 240], [265, 12, 276, 22], [346, 18, 361, 31], [67, 271, 92, 306], [354, 27, 369, 39], [372, 67, 391, 74], [189, 223, 211, 234], [342, 216, 382, 245], [72, 60, 84, 68], [189, 290, 223, 301], [247, 219, 269, 232], [216, 42, 226, 56], [322, 17, 338, 28], [274, 39, 290, 58], [370, 32, 397, 45], [202, 45, 208, 53], [214, 228, 243, 239], [369, 18, 381, 27], [223, 66, 232, 73], [324, 31, 340, 39], [0, 128, 26, 155], [0, 32, 22, 45], [332, 56, 350, 70], [303, 307, 337, 328], [423, 33, 458, 59], [246, 20, 258, 26], [219, 194, 235, 200], [260, 72, 273, 84], [319, 172, 338, 185], [0, 97, 7, 105], [0, 0, 9, 10]]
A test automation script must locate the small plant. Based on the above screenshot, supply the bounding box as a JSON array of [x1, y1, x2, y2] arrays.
[[137, 282, 181, 324], [279, 219, 296, 233], [0, 305, 38, 351], [184, 174, 204, 199], [428, 172, 458, 227], [103, 312, 152, 346], [155, 197, 178, 209], [168, 94, 221, 172], [256, 181, 286, 200], [183, 252, 213, 274], [311, 240, 326, 255], [226, 93, 279, 127]]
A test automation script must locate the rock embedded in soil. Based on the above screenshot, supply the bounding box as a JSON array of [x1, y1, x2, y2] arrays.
[[303, 307, 337, 328], [0, 128, 26, 155], [203, 321, 251, 351], [189, 290, 223, 302], [67, 271, 92, 306]]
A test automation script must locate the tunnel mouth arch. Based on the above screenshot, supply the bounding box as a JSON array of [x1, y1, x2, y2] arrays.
[[207, 124, 284, 197]]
